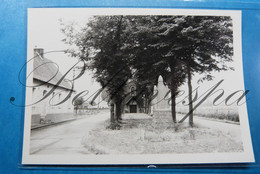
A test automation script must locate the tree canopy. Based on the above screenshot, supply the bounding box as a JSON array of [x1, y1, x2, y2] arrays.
[[61, 15, 233, 127]]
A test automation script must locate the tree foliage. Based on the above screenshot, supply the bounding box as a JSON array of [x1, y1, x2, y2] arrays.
[[156, 16, 233, 126], [61, 15, 233, 127]]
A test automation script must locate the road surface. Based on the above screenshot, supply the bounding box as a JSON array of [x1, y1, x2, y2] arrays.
[[30, 110, 109, 155], [30, 110, 241, 155]]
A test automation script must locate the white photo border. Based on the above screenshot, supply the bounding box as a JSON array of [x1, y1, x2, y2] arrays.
[[22, 8, 254, 165]]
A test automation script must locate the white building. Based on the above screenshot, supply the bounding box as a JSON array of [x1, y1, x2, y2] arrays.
[[31, 48, 75, 125]]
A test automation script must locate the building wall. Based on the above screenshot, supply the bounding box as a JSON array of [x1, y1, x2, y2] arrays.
[[125, 100, 140, 113], [31, 80, 74, 116]]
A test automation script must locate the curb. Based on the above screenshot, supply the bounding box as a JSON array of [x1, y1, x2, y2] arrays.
[[31, 118, 76, 130]]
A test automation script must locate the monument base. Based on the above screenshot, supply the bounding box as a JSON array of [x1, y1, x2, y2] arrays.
[[152, 109, 174, 123]]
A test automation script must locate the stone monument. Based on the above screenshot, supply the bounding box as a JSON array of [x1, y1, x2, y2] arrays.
[[152, 75, 172, 124]]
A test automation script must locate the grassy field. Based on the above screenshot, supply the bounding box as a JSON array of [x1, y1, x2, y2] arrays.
[[81, 113, 243, 154], [176, 106, 239, 122]]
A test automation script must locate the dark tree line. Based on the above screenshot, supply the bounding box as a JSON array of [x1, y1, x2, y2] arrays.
[[61, 15, 233, 127]]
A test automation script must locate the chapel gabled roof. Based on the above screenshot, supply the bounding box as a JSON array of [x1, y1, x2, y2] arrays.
[[125, 96, 138, 105]]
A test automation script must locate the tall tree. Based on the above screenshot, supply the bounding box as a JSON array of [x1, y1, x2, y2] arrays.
[[123, 16, 187, 122], [125, 16, 169, 115], [128, 16, 187, 122], [62, 16, 132, 128], [61, 15, 233, 128], [89, 16, 132, 126], [154, 16, 188, 123], [158, 16, 233, 126]]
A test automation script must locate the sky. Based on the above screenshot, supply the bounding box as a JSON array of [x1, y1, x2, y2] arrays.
[[27, 9, 104, 105], [27, 8, 246, 108]]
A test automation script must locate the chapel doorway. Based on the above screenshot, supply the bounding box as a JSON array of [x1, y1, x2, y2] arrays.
[[130, 105, 137, 113]]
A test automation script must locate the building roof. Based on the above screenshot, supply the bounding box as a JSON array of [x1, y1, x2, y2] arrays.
[[125, 96, 138, 105], [33, 56, 72, 90]]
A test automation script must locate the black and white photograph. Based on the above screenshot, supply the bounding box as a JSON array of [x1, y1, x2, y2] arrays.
[[22, 8, 254, 164]]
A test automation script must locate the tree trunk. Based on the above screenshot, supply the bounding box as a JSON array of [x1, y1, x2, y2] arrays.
[[171, 91, 177, 123], [146, 98, 151, 114], [115, 101, 122, 122], [187, 64, 194, 127], [110, 103, 115, 123]]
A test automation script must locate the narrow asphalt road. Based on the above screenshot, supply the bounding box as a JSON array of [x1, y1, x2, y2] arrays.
[[30, 110, 109, 155]]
